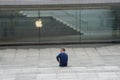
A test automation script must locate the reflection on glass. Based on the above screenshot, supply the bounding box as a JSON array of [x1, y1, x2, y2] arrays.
[[0, 8, 120, 44]]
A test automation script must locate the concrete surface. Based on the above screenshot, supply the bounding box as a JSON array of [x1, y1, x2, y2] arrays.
[[0, 44, 120, 80]]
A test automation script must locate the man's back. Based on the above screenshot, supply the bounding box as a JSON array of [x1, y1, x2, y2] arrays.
[[56, 52, 68, 66]]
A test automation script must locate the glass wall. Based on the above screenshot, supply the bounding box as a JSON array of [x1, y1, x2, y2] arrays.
[[0, 8, 120, 44]]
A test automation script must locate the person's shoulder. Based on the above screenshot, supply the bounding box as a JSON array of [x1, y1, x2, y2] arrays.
[[59, 53, 64, 55], [64, 53, 68, 56], [63, 53, 68, 55], [60, 52, 67, 55], [58, 53, 62, 55]]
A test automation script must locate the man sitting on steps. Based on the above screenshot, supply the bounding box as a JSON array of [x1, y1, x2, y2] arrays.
[[56, 48, 68, 67]]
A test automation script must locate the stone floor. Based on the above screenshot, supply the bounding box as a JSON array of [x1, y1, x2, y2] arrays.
[[0, 44, 120, 80]]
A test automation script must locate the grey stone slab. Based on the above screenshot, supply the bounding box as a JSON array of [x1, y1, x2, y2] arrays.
[[26, 56, 39, 62], [96, 47, 112, 56], [65, 48, 74, 55], [28, 49, 40, 57], [86, 66, 104, 71], [103, 56, 120, 64], [0, 50, 4, 55], [39, 79, 57, 80], [116, 72, 120, 78], [50, 48, 59, 55], [2, 77, 15, 80], [0, 74, 15, 80], [15, 74, 36, 80], [3, 49, 16, 58], [1, 56, 14, 62], [54, 67, 73, 73], [57, 73, 77, 79], [77, 72, 98, 80], [105, 46, 120, 56], [71, 67, 88, 72], [17, 68, 38, 74], [15, 49, 28, 57], [40, 49, 50, 54], [97, 72, 119, 78], [38, 67, 53, 71], [73, 48, 88, 56], [37, 74, 56, 79], [0, 45, 120, 80], [103, 66, 120, 71]]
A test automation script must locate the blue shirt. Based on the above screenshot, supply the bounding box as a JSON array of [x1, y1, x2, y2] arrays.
[[56, 52, 68, 66]]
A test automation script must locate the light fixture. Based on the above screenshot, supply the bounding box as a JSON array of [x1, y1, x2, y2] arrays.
[[35, 10, 43, 42], [35, 19, 43, 28], [35, 10, 43, 28]]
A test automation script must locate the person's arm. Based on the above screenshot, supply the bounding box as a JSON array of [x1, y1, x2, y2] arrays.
[[56, 54, 60, 63]]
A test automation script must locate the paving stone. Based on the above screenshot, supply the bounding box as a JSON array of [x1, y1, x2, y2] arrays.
[[0, 44, 120, 80]]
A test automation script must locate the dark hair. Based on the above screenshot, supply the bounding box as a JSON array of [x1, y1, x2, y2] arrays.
[[61, 48, 65, 51]]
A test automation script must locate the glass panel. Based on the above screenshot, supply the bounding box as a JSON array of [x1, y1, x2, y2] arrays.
[[80, 8, 120, 42], [0, 10, 80, 43], [81, 9, 113, 41], [0, 8, 120, 44]]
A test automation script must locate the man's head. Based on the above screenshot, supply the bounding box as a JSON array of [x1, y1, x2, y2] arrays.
[[60, 48, 65, 53]]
